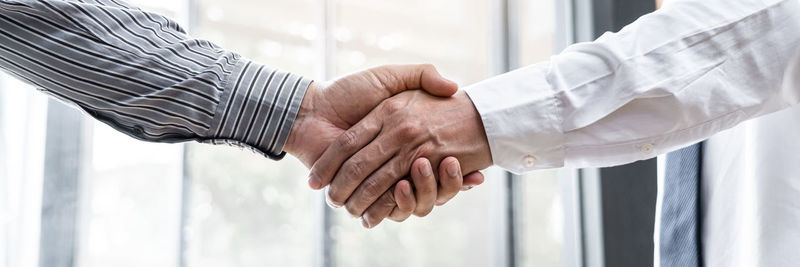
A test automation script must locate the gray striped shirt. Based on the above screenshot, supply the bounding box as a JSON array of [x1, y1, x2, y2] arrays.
[[0, 0, 312, 160]]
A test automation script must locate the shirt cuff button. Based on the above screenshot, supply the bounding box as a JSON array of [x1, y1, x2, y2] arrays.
[[522, 155, 537, 168], [640, 143, 655, 154], [132, 125, 144, 137]]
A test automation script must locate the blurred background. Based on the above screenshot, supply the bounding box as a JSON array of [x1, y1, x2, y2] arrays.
[[0, 0, 659, 267]]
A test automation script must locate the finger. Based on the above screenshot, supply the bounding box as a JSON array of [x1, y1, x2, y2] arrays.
[[462, 171, 485, 191], [369, 64, 459, 97], [361, 189, 398, 229], [388, 206, 411, 222], [344, 156, 407, 218], [435, 157, 462, 206], [410, 158, 437, 217], [388, 180, 415, 222], [326, 130, 401, 209], [308, 107, 383, 191]]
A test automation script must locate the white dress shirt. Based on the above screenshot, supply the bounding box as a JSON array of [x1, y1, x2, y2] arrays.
[[466, 0, 800, 172], [464, 0, 800, 265], [701, 104, 800, 266]]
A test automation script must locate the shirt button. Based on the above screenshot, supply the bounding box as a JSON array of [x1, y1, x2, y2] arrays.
[[132, 125, 144, 136], [640, 143, 655, 154], [522, 155, 537, 168]]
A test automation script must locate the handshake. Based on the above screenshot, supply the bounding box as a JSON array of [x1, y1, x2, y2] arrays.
[[283, 64, 494, 228]]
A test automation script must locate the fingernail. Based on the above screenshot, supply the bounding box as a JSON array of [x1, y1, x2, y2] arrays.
[[308, 175, 321, 189], [326, 196, 342, 208], [462, 185, 474, 191], [361, 217, 371, 229], [419, 161, 432, 177], [327, 201, 341, 209], [402, 184, 412, 197], [447, 162, 459, 177]]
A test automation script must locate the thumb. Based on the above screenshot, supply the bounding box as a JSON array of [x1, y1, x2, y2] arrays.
[[369, 64, 459, 97], [461, 171, 485, 191], [417, 64, 459, 97]]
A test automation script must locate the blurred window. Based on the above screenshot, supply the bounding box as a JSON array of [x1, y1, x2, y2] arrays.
[[331, 1, 492, 267], [517, 1, 563, 266], [182, 0, 318, 266], [0, 75, 49, 267], [73, 2, 186, 267]]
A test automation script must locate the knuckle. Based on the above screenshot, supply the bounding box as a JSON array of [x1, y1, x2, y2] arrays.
[[381, 98, 405, 114], [365, 66, 382, 74], [396, 122, 423, 139], [384, 190, 397, 206], [336, 130, 360, 151], [361, 178, 384, 199], [415, 144, 433, 156], [343, 160, 366, 181], [383, 168, 403, 184]]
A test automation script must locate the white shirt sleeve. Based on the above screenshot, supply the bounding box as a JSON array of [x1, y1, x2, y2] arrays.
[[465, 0, 800, 173]]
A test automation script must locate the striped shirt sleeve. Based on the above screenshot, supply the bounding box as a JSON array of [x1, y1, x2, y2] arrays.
[[0, 0, 311, 160]]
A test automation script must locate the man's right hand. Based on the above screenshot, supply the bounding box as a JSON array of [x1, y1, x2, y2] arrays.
[[309, 90, 493, 227], [283, 64, 458, 168], [282, 64, 484, 226]]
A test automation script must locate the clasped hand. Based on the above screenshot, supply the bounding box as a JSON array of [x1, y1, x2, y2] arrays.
[[284, 64, 492, 228]]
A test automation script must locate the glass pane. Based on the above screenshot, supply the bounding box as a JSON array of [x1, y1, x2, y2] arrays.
[[191, 0, 317, 75], [74, 2, 185, 267], [517, 0, 562, 266], [332, 1, 492, 266], [517, 171, 563, 266], [184, 147, 314, 266], [77, 124, 184, 267], [183, 0, 317, 266], [335, 0, 489, 85], [520, 0, 556, 66], [0, 75, 49, 267]]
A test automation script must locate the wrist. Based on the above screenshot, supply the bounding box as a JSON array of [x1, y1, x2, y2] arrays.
[[427, 91, 492, 172], [285, 81, 320, 156], [456, 91, 493, 169]]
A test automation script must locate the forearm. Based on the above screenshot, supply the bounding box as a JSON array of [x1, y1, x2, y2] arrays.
[[0, 0, 311, 159], [466, 0, 800, 172]]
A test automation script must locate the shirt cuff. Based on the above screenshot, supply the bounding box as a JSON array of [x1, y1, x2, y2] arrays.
[[207, 57, 313, 160], [464, 62, 565, 173]]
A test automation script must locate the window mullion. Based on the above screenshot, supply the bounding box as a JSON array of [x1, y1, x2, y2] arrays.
[[314, 1, 337, 267], [488, 0, 520, 266], [39, 100, 85, 267], [179, 1, 195, 266]]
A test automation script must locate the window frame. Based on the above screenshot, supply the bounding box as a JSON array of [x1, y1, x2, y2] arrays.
[[572, 1, 658, 267], [38, 99, 85, 267]]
